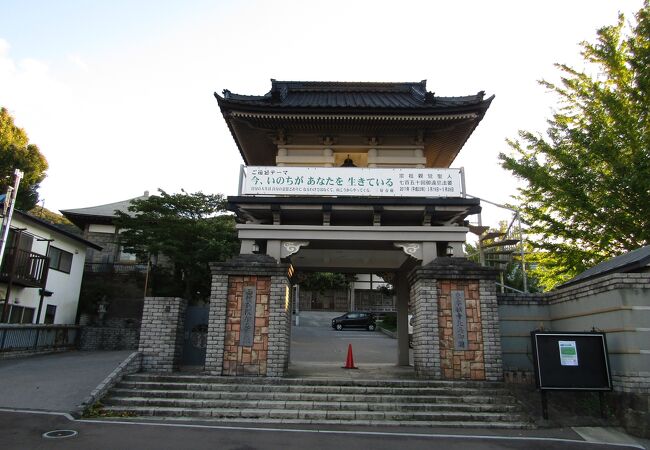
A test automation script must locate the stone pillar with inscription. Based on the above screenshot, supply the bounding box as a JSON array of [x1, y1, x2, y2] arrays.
[[205, 254, 292, 377], [409, 257, 503, 381]]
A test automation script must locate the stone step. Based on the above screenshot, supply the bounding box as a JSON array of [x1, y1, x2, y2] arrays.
[[123, 373, 500, 389], [109, 388, 511, 404], [97, 374, 532, 428], [103, 396, 520, 413], [100, 405, 530, 426], [115, 380, 509, 397], [96, 414, 533, 429]]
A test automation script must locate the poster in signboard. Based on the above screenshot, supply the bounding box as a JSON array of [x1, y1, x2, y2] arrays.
[[558, 340, 579, 366]]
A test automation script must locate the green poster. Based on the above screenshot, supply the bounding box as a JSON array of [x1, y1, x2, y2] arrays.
[[559, 340, 578, 366]]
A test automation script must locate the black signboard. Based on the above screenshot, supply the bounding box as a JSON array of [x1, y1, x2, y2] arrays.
[[531, 331, 612, 391]]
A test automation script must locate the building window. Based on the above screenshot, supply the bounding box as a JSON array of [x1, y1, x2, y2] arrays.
[[118, 246, 137, 262], [44, 305, 56, 324], [8, 305, 35, 324], [48, 246, 73, 273]]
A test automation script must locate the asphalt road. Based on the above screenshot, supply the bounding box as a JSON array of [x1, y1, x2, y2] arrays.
[[291, 311, 405, 363], [1, 410, 646, 450]]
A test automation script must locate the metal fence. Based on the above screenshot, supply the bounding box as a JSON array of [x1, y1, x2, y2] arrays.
[[84, 262, 148, 274], [0, 324, 79, 354]]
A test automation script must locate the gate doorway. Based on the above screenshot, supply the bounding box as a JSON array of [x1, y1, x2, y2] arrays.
[[181, 305, 209, 366]]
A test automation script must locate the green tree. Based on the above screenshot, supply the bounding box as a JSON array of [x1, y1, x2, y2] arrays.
[[296, 272, 351, 293], [0, 107, 48, 210], [499, 2, 650, 288], [114, 189, 239, 301]]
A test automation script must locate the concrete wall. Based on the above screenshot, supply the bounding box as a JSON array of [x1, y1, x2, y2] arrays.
[[498, 273, 650, 393]]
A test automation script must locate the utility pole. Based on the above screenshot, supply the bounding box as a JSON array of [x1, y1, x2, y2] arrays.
[[0, 169, 24, 322]]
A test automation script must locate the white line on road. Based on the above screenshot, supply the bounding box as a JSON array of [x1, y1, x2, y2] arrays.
[[0, 408, 643, 449]]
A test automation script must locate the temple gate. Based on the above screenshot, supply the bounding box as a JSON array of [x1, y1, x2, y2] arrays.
[[202, 80, 502, 380]]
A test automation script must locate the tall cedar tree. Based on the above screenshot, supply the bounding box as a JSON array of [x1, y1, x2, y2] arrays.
[[500, 2, 650, 289], [0, 107, 48, 210], [114, 190, 239, 301]]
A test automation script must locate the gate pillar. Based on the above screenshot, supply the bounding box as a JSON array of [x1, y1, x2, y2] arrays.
[[138, 297, 187, 372], [205, 255, 292, 377], [409, 258, 503, 381]]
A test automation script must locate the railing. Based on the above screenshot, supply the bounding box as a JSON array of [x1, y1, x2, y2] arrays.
[[0, 324, 79, 355], [0, 247, 49, 287], [84, 262, 149, 274]]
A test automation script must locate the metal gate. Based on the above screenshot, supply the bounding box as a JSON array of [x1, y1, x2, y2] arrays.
[[181, 305, 209, 366]]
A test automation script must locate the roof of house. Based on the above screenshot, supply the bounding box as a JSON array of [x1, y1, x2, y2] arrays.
[[560, 245, 650, 287], [219, 80, 489, 111], [215, 79, 494, 167], [60, 192, 149, 229], [13, 210, 102, 250]]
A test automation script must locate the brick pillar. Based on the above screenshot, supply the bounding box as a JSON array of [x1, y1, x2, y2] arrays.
[[205, 255, 292, 377], [409, 275, 441, 378], [204, 273, 228, 374], [409, 257, 502, 381], [138, 297, 187, 372], [267, 273, 291, 377], [480, 278, 504, 381]]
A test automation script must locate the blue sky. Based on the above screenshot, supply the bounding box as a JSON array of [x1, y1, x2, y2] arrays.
[[0, 0, 645, 228]]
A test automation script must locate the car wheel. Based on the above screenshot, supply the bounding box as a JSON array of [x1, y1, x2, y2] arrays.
[[336, 323, 343, 331], [367, 324, 375, 331]]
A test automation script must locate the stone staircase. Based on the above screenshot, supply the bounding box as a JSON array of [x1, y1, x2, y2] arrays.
[[97, 374, 533, 428]]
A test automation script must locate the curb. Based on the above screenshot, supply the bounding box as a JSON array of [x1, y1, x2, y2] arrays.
[[75, 351, 142, 417]]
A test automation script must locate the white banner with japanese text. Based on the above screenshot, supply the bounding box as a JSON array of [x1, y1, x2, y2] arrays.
[[240, 166, 464, 197]]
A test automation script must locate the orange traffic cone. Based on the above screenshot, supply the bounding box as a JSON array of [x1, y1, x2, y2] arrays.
[[342, 343, 358, 369]]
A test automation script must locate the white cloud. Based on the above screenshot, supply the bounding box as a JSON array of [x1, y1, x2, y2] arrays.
[[67, 53, 89, 73]]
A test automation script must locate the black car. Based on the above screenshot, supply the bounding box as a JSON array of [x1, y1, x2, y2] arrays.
[[332, 312, 376, 331]]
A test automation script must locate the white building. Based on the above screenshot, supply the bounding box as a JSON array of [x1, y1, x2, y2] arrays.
[[0, 211, 101, 324]]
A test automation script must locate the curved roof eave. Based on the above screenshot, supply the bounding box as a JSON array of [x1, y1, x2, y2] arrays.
[[215, 92, 494, 118]]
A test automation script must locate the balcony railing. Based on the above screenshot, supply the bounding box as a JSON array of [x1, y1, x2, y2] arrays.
[[0, 247, 49, 288], [84, 262, 149, 274]]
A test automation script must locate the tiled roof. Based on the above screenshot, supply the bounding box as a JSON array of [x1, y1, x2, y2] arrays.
[[561, 245, 650, 287], [219, 80, 488, 110], [60, 194, 149, 219]]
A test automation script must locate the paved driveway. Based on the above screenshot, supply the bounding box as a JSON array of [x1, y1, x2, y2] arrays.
[[290, 311, 413, 378], [0, 350, 132, 412]]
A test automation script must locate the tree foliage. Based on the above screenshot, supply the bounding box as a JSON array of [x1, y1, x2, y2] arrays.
[[114, 189, 239, 301], [296, 272, 351, 293], [499, 3, 650, 288], [28, 206, 73, 226], [0, 107, 48, 210]]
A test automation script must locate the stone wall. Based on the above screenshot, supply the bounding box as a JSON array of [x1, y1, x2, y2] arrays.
[[84, 230, 119, 263], [138, 297, 186, 372], [79, 326, 139, 350]]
